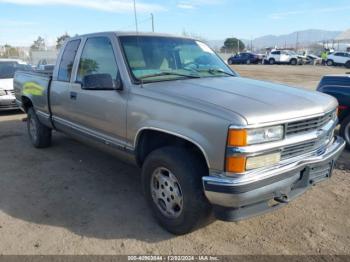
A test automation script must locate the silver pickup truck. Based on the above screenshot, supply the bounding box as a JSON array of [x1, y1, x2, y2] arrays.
[[14, 32, 345, 235]]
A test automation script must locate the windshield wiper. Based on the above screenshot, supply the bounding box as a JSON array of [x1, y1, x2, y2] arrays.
[[138, 71, 201, 81], [198, 68, 236, 77]]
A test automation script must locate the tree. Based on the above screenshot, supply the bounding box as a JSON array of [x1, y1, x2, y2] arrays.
[[30, 36, 46, 51], [221, 38, 245, 53], [0, 44, 20, 58], [56, 33, 70, 50]]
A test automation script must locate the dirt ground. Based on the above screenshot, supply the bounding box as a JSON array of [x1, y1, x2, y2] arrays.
[[0, 65, 349, 255]]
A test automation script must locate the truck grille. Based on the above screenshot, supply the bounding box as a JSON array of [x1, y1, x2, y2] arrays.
[[281, 141, 317, 160], [6, 90, 15, 95], [286, 111, 335, 136]]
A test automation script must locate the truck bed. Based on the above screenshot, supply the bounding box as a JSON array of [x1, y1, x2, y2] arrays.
[[14, 70, 52, 117]]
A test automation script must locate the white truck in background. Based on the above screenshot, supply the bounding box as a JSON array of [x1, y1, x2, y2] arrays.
[[0, 59, 31, 111]]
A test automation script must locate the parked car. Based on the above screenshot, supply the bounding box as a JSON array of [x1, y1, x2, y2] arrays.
[[227, 52, 259, 65], [265, 50, 301, 65], [317, 75, 350, 149], [326, 52, 350, 68], [306, 54, 322, 65], [14, 32, 345, 234], [0, 59, 31, 111]]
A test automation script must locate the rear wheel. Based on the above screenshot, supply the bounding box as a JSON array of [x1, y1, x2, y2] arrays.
[[246, 59, 251, 65], [269, 58, 275, 65], [27, 107, 52, 148], [327, 60, 334, 66], [142, 147, 211, 235], [345, 61, 350, 69], [340, 116, 350, 150]]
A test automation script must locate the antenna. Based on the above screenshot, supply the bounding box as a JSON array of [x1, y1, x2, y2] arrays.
[[133, 0, 139, 33]]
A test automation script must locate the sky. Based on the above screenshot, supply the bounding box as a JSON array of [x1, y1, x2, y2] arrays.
[[0, 0, 349, 46]]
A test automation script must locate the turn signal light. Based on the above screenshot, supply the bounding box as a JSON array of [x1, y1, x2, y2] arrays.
[[227, 129, 247, 146]]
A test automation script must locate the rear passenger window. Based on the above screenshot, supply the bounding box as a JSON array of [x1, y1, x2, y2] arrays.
[[76, 37, 119, 82], [57, 39, 81, 82]]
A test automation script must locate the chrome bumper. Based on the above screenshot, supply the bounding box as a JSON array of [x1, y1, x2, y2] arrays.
[[202, 136, 345, 221]]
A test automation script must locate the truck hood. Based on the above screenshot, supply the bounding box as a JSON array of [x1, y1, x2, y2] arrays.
[[0, 78, 14, 91], [147, 76, 337, 125]]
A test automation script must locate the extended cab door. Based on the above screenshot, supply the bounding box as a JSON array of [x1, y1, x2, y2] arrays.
[[52, 36, 128, 147], [70, 36, 127, 146]]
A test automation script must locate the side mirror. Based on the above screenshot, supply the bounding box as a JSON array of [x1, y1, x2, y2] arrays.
[[82, 74, 123, 91]]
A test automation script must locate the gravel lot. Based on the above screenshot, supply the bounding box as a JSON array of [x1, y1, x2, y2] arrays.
[[0, 65, 349, 255]]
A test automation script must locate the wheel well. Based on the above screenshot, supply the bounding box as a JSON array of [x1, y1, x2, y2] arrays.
[[21, 96, 33, 112], [135, 130, 209, 171]]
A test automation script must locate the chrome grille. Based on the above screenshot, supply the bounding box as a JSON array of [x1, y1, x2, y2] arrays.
[[281, 141, 317, 160], [286, 111, 335, 136]]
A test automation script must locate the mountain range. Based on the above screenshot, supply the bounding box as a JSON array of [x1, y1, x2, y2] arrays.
[[208, 29, 343, 50]]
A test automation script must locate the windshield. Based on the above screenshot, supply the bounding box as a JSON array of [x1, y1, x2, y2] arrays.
[[0, 62, 31, 79], [119, 36, 236, 83]]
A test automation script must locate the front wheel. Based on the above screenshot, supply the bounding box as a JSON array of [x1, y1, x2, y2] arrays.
[[340, 116, 350, 150], [345, 61, 350, 69], [142, 147, 211, 235], [27, 107, 52, 148], [269, 58, 275, 65], [228, 59, 233, 65], [290, 59, 297, 65]]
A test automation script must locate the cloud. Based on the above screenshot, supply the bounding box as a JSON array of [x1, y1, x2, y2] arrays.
[[177, 0, 223, 9], [0, 19, 38, 27], [269, 5, 350, 20], [177, 3, 194, 9], [0, 0, 166, 13]]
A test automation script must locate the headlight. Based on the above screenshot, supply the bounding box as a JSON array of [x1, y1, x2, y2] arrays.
[[228, 125, 284, 146], [0, 90, 6, 96]]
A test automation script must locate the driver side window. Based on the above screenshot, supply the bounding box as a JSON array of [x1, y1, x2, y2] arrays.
[[76, 37, 119, 82]]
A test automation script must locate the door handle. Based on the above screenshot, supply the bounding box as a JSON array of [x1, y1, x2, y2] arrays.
[[70, 92, 77, 100]]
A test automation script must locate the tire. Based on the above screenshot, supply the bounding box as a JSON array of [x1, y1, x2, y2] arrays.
[[142, 147, 211, 235], [269, 58, 275, 65], [246, 59, 251, 65], [228, 59, 233, 65], [340, 115, 350, 150], [345, 61, 350, 69], [327, 60, 334, 66], [290, 59, 297, 65], [27, 107, 52, 148]]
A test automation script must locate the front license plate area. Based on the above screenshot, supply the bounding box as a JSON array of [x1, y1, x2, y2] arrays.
[[308, 161, 334, 184]]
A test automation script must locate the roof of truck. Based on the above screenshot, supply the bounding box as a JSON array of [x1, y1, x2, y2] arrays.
[[69, 31, 196, 40]]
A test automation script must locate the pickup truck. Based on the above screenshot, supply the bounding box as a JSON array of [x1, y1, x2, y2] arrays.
[[317, 74, 350, 149], [14, 32, 345, 235]]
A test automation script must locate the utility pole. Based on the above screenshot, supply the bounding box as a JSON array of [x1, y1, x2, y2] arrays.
[[133, 0, 138, 32], [151, 13, 154, 32], [296, 31, 299, 50], [237, 39, 240, 53]]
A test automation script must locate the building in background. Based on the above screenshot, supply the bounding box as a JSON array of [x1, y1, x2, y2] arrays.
[[30, 49, 58, 67], [335, 29, 350, 52]]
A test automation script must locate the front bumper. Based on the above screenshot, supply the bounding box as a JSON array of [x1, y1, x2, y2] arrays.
[[202, 136, 346, 221], [0, 95, 19, 111]]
